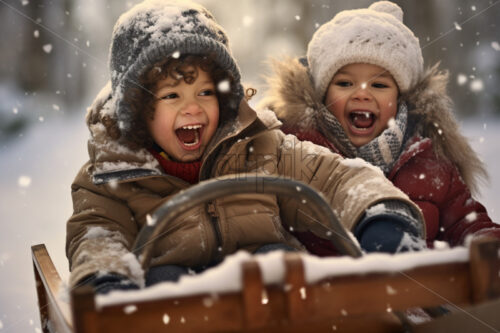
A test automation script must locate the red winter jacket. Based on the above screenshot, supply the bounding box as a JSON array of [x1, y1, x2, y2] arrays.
[[289, 130, 500, 255], [259, 58, 500, 255]]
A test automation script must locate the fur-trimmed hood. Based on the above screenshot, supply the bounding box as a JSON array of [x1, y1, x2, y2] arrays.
[[259, 57, 487, 193]]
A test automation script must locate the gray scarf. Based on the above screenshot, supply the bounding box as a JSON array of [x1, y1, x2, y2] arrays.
[[316, 103, 408, 174]]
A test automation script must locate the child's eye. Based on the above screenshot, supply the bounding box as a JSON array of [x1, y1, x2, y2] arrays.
[[199, 89, 215, 97], [335, 81, 352, 87], [160, 93, 178, 100], [372, 82, 389, 88]]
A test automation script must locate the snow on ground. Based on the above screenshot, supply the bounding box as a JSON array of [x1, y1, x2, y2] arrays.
[[0, 114, 498, 332], [0, 113, 88, 333]]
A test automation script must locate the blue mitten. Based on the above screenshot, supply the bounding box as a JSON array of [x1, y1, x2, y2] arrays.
[[355, 201, 426, 254], [355, 216, 419, 253], [79, 273, 139, 295]]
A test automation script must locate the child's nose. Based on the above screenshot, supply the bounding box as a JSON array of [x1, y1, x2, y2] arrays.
[[181, 100, 203, 115], [351, 84, 372, 101]]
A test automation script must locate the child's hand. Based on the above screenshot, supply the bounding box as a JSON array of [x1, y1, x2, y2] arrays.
[[79, 273, 139, 295], [356, 217, 426, 254]]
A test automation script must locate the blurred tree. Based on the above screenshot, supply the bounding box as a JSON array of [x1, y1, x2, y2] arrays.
[[0, 0, 87, 107], [0, 0, 497, 143]]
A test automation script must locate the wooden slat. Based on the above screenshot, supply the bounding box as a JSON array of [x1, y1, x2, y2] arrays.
[[85, 283, 406, 332], [469, 237, 500, 302], [87, 261, 471, 332], [94, 293, 246, 333], [305, 261, 471, 321], [31, 244, 73, 333], [241, 260, 272, 329], [284, 253, 309, 323], [64, 239, 500, 332], [71, 286, 99, 333]]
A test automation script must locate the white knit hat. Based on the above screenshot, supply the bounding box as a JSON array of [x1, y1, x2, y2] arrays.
[[307, 1, 423, 97]]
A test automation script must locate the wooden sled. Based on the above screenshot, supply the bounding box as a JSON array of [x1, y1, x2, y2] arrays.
[[31, 176, 500, 332]]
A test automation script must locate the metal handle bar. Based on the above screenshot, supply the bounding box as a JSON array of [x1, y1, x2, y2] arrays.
[[132, 175, 362, 270]]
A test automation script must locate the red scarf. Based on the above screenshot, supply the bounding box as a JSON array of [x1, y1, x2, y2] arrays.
[[149, 146, 201, 184]]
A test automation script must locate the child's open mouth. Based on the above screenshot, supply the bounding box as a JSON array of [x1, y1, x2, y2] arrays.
[[348, 111, 376, 131], [175, 124, 203, 150]]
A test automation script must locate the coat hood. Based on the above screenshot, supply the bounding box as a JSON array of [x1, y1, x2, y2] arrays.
[[260, 57, 487, 193], [85, 81, 281, 184]]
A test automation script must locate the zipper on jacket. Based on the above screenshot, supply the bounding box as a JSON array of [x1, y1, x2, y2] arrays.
[[207, 201, 224, 261]]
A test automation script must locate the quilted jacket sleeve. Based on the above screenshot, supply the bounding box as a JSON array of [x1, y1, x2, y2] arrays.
[[273, 132, 424, 237], [66, 162, 143, 287]]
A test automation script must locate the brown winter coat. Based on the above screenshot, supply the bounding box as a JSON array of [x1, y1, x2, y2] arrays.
[[66, 83, 422, 287]]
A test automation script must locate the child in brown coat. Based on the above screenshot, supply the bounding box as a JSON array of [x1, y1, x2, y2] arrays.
[[67, 0, 425, 294]]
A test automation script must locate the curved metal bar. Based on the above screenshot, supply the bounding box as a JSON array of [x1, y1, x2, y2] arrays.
[[133, 175, 362, 270]]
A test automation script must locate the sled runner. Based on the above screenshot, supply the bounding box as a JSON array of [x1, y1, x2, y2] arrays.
[[32, 176, 500, 332]]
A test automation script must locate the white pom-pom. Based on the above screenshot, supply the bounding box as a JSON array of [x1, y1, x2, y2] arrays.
[[369, 1, 403, 21]]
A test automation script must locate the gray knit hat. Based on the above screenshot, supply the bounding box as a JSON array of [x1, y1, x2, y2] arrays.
[[109, 0, 244, 134], [307, 1, 423, 97]]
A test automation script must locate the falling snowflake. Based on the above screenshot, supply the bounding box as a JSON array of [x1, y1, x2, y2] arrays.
[[299, 287, 307, 299], [470, 79, 484, 92], [387, 117, 396, 128], [146, 214, 155, 226], [471, 5, 476, 11], [242, 15, 254, 27], [123, 304, 137, 314], [261, 290, 269, 304], [171, 51, 180, 59], [386, 285, 397, 295], [52, 104, 60, 111], [491, 42, 500, 51], [34, 30, 39, 38], [453, 22, 462, 31], [18, 175, 32, 187], [465, 212, 477, 223], [217, 80, 230, 93], [13, 107, 18, 114], [295, 15, 301, 21], [22, 0, 29, 5], [163, 314, 170, 325], [42, 44, 52, 53]]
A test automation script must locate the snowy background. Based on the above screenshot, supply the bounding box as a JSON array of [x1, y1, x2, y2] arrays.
[[0, 0, 499, 332]]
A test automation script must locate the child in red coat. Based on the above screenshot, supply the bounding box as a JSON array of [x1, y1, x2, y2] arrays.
[[262, 1, 500, 254]]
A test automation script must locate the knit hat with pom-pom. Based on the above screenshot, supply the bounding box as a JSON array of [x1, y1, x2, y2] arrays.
[[108, 0, 244, 137], [307, 1, 423, 97]]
